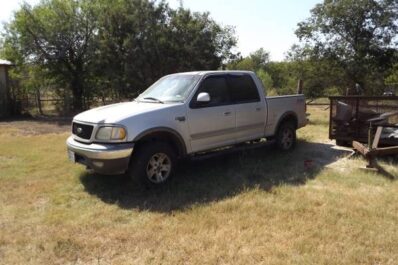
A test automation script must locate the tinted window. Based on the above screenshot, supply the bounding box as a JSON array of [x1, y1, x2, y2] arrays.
[[228, 74, 260, 103], [192, 75, 230, 107]]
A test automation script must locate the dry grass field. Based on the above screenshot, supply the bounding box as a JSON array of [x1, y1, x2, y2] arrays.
[[1, 106, 398, 264]]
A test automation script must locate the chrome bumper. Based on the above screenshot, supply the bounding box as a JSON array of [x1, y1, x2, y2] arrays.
[[66, 136, 134, 174], [67, 136, 134, 160]]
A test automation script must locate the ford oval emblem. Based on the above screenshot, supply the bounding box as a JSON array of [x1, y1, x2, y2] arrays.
[[77, 127, 83, 134]]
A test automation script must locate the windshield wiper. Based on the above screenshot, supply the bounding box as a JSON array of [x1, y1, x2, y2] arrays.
[[142, 97, 164, 104]]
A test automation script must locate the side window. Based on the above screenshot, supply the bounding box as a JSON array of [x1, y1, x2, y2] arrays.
[[228, 74, 260, 104], [191, 75, 231, 108]]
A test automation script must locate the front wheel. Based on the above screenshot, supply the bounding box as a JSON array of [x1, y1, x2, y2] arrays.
[[276, 122, 296, 151], [129, 142, 176, 185]]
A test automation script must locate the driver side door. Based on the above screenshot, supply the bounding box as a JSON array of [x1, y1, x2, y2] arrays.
[[186, 74, 236, 153]]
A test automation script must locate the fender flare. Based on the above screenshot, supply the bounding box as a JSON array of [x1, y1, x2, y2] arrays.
[[134, 127, 187, 157], [274, 111, 298, 134]]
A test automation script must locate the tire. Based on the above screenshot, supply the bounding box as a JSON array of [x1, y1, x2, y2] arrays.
[[129, 142, 176, 185], [266, 136, 275, 142], [276, 121, 296, 151]]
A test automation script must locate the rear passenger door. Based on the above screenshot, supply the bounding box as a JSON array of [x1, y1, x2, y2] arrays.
[[228, 74, 266, 142], [186, 74, 236, 153]]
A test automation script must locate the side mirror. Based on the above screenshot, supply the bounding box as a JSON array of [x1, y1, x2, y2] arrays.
[[197, 92, 210, 103]]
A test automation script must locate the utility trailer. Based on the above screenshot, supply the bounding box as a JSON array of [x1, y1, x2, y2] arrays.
[[329, 96, 398, 147]]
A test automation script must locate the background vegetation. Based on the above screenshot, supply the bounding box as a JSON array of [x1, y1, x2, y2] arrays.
[[1, 0, 398, 114], [228, 0, 398, 97], [0, 0, 237, 113]]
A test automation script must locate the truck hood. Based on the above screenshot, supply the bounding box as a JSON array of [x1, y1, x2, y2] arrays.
[[73, 101, 177, 124]]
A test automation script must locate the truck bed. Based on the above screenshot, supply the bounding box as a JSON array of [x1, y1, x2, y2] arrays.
[[264, 94, 307, 137]]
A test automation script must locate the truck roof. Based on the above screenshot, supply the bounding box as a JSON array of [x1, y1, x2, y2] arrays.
[[174, 70, 255, 76]]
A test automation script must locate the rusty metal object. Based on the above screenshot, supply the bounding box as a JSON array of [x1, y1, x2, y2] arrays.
[[353, 122, 398, 173], [329, 96, 398, 147], [329, 97, 398, 176]]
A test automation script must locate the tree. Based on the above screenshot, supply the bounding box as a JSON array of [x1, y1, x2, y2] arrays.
[[227, 48, 269, 72], [94, 0, 170, 98], [285, 44, 347, 97], [250, 48, 270, 70], [295, 0, 398, 94], [385, 63, 398, 93], [95, 0, 238, 98], [1, 0, 238, 111], [2, 0, 98, 111], [256, 69, 273, 92]]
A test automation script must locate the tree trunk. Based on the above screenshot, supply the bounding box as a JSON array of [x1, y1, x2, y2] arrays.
[[36, 88, 43, 115], [71, 75, 84, 111]]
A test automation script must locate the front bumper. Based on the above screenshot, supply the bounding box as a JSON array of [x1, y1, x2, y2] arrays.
[[66, 136, 134, 175]]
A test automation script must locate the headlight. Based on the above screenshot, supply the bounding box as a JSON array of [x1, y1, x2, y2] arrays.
[[96, 126, 127, 141]]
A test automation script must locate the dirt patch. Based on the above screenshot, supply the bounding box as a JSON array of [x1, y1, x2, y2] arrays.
[[0, 118, 71, 136]]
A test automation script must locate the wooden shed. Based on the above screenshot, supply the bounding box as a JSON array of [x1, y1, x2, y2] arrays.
[[0, 59, 12, 118]]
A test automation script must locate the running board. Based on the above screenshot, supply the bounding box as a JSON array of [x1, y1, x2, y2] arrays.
[[190, 140, 275, 161]]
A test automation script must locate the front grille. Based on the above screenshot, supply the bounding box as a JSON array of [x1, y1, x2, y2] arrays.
[[72, 122, 94, 140]]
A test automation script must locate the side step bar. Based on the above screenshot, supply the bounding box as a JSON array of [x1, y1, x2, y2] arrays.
[[190, 140, 275, 161]]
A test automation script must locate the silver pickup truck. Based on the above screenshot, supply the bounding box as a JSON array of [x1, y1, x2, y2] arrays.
[[67, 71, 307, 185]]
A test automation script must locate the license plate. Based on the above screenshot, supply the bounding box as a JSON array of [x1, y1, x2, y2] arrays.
[[68, 150, 75, 162]]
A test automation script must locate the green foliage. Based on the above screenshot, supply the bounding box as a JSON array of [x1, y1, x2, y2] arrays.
[[385, 63, 398, 94], [295, 0, 398, 95], [385, 64, 398, 85], [227, 57, 257, 71], [249, 48, 269, 70], [227, 50, 297, 96], [1, 0, 238, 111], [284, 47, 348, 98], [323, 86, 341, 97], [264, 62, 296, 95], [95, 0, 237, 98], [2, 0, 398, 112], [1, 0, 98, 110], [256, 69, 273, 94], [227, 48, 269, 72]]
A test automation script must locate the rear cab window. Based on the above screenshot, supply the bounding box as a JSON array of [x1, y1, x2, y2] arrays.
[[228, 74, 260, 104]]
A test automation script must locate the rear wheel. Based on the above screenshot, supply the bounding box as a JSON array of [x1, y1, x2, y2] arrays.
[[276, 122, 296, 151], [129, 142, 176, 185]]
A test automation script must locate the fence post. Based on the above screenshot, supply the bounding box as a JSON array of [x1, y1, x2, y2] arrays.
[[36, 89, 43, 115], [297, 79, 304, 94]]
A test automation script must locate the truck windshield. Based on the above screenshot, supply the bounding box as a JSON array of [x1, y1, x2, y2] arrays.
[[137, 74, 200, 103]]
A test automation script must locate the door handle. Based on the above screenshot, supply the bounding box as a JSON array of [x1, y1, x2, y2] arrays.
[[256, 107, 262, 111], [223, 111, 232, 116]]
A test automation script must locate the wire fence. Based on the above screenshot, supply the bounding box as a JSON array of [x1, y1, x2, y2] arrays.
[[16, 94, 332, 116], [17, 92, 122, 116]]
